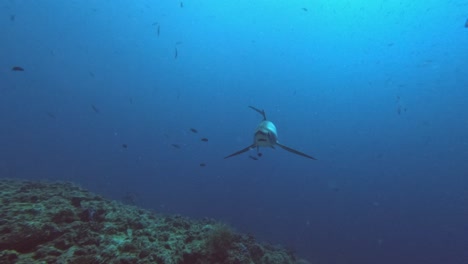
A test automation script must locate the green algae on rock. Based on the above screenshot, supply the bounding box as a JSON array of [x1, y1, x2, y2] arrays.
[[0, 179, 303, 264]]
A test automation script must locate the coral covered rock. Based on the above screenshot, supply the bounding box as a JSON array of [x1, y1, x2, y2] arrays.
[[0, 179, 301, 264]]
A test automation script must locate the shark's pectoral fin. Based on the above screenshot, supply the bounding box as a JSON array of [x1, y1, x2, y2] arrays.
[[224, 144, 255, 159], [276, 142, 317, 160]]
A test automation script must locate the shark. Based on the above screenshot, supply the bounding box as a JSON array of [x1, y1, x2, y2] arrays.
[[224, 106, 317, 160]]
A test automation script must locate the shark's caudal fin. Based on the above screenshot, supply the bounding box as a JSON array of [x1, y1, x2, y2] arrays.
[[276, 142, 317, 160], [248, 106, 266, 120], [224, 144, 255, 159]]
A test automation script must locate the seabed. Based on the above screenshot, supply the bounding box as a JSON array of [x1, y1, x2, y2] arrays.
[[0, 179, 306, 264]]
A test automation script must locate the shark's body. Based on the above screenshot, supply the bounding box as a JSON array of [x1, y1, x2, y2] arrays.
[[224, 106, 316, 160]]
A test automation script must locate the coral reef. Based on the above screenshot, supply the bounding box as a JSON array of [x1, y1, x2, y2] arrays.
[[0, 179, 301, 264]]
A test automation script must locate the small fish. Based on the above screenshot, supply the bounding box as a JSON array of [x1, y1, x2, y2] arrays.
[[301, 7, 308, 12], [171, 144, 181, 149], [157, 25, 160, 37], [190, 128, 198, 133], [122, 192, 138, 205], [174, 47, 178, 59], [176, 89, 181, 100], [465, 19, 468, 28], [180, 2, 184, 8], [122, 144, 128, 149], [199, 163, 206, 167], [201, 138, 208, 142], [249, 155, 258, 161], [91, 104, 100, 113], [10, 15, 15, 21], [46, 112, 56, 119], [11, 66, 24, 71], [89, 71, 95, 77]]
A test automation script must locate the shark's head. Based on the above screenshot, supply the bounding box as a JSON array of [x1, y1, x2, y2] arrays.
[[254, 120, 277, 147]]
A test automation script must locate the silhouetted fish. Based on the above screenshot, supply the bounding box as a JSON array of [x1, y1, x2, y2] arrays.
[[157, 25, 160, 37], [190, 128, 198, 133], [176, 89, 181, 100], [249, 155, 258, 160], [465, 19, 468, 28], [201, 138, 208, 142], [122, 144, 128, 149], [199, 163, 206, 167], [11, 66, 24, 71], [122, 192, 138, 205], [171, 144, 181, 149], [301, 7, 308, 11], [46, 112, 56, 119], [174, 48, 178, 59], [180, 2, 184, 8], [91, 104, 100, 113], [10, 15, 15, 21]]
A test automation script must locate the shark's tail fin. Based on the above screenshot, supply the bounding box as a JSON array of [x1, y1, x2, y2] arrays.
[[248, 106, 267, 120]]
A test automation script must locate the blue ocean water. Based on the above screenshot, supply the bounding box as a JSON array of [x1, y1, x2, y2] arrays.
[[1, 0, 468, 263]]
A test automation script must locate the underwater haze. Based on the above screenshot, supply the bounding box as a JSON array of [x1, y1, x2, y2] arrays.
[[1, 0, 468, 263]]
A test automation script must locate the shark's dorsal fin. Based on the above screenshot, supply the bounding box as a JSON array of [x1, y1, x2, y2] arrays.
[[248, 106, 267, 120]]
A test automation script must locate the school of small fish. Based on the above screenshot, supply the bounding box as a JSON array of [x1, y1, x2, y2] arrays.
[[5, 4, 468, 172]]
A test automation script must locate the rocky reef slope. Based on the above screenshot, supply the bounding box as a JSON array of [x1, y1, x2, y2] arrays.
[[0, 179, 302, 264]]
